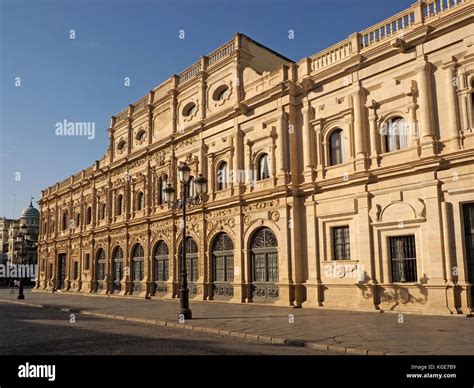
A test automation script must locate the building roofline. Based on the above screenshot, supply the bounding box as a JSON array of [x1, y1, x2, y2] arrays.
[[236, 32, 295, 63]]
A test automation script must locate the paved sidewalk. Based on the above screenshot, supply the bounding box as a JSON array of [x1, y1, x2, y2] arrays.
[[1, 288, 473, 355]]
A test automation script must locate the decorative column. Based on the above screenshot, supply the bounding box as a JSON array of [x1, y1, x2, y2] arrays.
[[233, 33, 243, 105], [442, 62, 460, 149], [302, 99, 314, 182], [314, 119, 324, 179], [171, 76, 179, 134], [233, 120, 242, 192], [415, 58, 435, 156], [147, 91, 154, 146], [246, 140, 253, 188], [408, 102, 419, 150], [200, 56, 207, 121], [302, 196, 322, 307], [352, 85, 367, 170], [108, 116, 115, 163], [368, 104, 379, 167], [276, 108, 287, 180], [127, 104, 134, 155]]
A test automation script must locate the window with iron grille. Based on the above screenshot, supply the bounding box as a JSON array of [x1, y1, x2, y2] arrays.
[[390, 235, 417, 283], [212, 233, 234, 282], [73, 261, 79, 280], [251, 228, 278, 283], [131, 244, 144, 281], [154, 240, 169, 281], [96, 249, 106, 280], [332, 226, 351, 260], [112, 247, 123, 282], [180, 237, 198, 282]]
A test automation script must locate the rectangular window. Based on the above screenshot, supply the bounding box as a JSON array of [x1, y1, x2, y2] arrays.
[[133, 260, 144, 281], [226, 256, 234, 283], [215, 256, 225, 282], [333, 226, 351, 260], [254, 254, 266, 282], [114, 261, 123, 282], [84, 254, 90, 271], [186, 257, 199, 282], [267, 253, 278, 283], [155, 259, 168, 282], [73, 261, 79, 280], [390, 235, 417, 283]]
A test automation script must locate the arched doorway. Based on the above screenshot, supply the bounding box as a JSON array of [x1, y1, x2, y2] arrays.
[[153, 240, 169, 295], [112, 246, 124, 293], [211, 233, 234, 299], [249, 227, 279, 302], [179, 237, 198, 295], [95, 248, 106, 292], [131, 244, 144, 293]]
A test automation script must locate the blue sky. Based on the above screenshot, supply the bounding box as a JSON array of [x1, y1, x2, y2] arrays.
[[0, 0, 413, 218]]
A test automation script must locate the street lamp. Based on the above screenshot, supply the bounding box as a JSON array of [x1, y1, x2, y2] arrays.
[[16, 224, 31, 300], [164, 162, 207, 320]]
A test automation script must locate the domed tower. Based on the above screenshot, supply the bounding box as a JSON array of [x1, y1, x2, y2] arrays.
[[20, 199, 40, 238]]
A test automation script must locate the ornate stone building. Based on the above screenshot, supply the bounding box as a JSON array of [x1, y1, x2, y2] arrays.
[[0, 201, 40, 269], [37, 0, 474, 314]]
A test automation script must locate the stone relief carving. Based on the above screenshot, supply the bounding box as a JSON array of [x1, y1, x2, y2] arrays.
[[243, 199, 280, 213]]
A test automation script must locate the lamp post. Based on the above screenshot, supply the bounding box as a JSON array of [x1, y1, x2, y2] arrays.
[[164, 162, 207, 320], [16, 224, 31, 300]]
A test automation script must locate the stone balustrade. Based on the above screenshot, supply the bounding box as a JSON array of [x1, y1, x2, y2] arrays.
[[424, 0, 465, 19], [207, 40, 235, 67], [310, 41, 353, 72]]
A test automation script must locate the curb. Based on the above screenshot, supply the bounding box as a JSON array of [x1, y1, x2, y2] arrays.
[[0, 298, 386, 355]]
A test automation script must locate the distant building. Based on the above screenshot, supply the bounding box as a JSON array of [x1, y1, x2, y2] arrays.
[[0, 218, 16, 266], [0, 201, 40, 282]]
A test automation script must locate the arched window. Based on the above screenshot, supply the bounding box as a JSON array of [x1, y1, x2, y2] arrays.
[[136, 129, 146, 142], [86, 207, 92, 225], [383, 117, 408, 152], [250, 227, 278, 283], [183, 102, 197, 117], [180, 237, 198, 282], [117, 140, 126, 151], [95, 248, 106, 281], [62, 211, 68, 231], [216, 161, 229, 191], [153, 241, 169, 282], [100, 203, 107, 220], [257, 153, 270, 181], [212, 233, 234, 283], [136, 191, 144, 211], [157, 176, 163, 205], [116, 194, 123, 215], [213, 85, 229, 101], [112, 246, 123, 292], [329, 128, 345, 166], [131, 244, 144, 282]]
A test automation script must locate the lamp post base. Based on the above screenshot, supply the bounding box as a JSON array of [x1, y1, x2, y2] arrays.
[[18, 282, 24, 300], [179, 308, 192, 320]]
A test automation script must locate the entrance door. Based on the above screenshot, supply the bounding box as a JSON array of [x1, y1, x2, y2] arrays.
[[463, 204, 474, 306], [57, 254, 67, 290]]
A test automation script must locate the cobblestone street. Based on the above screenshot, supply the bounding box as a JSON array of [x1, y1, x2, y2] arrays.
[[0, 288, 472, 355]]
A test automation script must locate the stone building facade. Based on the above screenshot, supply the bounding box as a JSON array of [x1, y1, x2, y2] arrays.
[[37, 0, 474, 314]]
